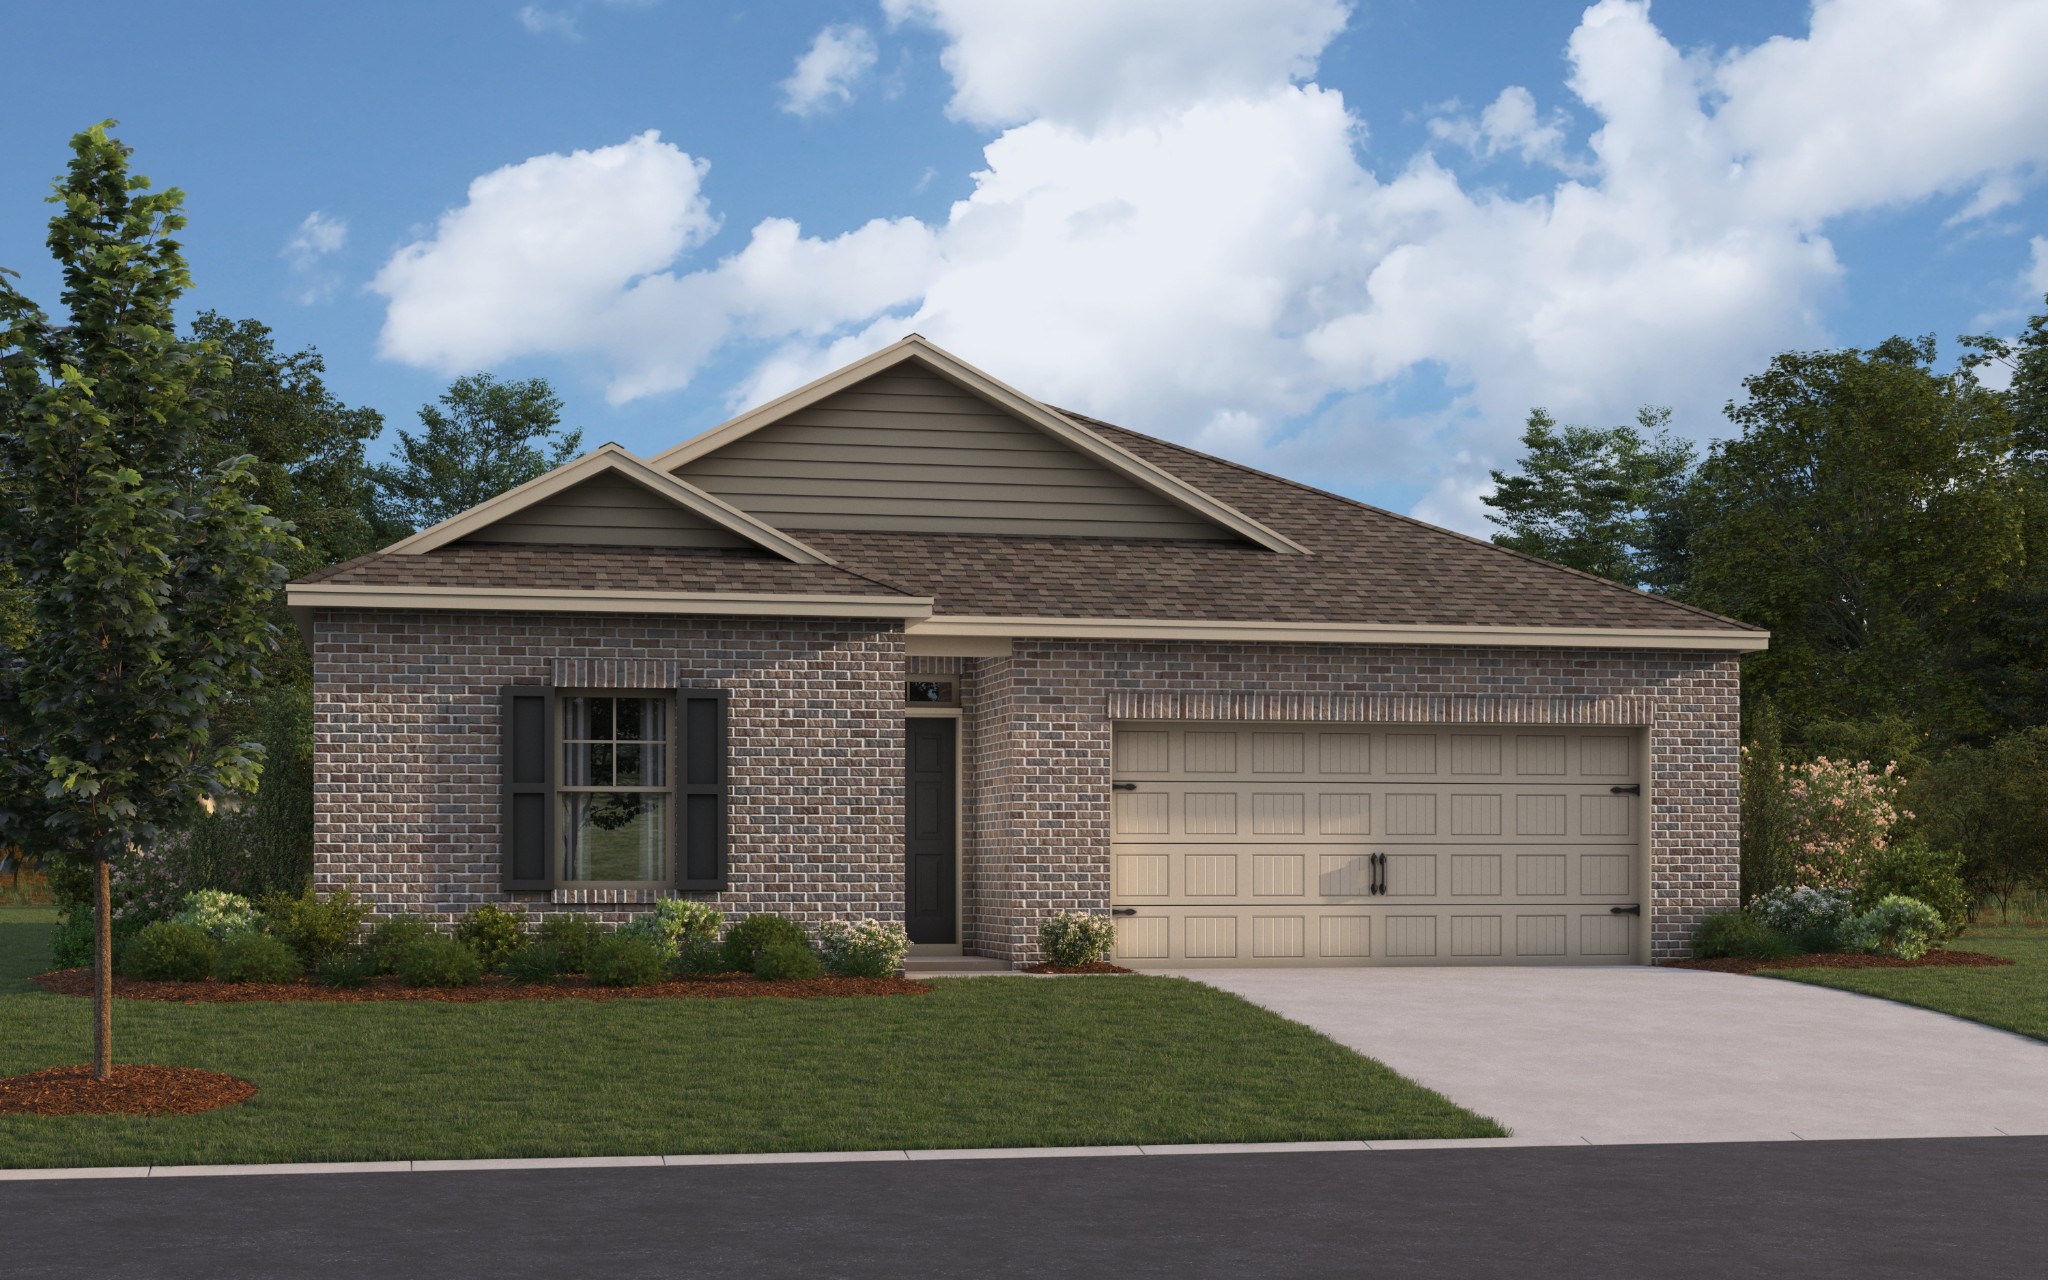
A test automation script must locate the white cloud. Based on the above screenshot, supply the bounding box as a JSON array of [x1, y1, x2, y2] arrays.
[[281, 211, 348, 304], [517, 5, 580, 40], [781, 24, 879, 117], [881, 0, 1350, 129], [376, 0, 2048, 534], [2029, 236, 2048, 297]]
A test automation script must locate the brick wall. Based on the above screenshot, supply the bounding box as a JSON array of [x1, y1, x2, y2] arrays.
[[957, 641, 1741, 963], [310, 610, 903, 926]]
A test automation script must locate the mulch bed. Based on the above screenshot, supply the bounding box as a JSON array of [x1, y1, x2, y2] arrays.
[[1019, 961, 1134, 974], [0, 1064, 257, 1116], [1664, 950, 2015, 976], [31, 968, 931, 1004]]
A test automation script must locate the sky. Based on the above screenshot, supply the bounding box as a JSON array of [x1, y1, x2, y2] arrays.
[[4, 0, 2046, 535]]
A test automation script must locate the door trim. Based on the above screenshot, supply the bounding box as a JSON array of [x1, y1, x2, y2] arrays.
[[906, 708, 964, 957]]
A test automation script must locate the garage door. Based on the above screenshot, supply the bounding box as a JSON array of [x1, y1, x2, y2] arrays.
[[1109, 722, 1644, 966]]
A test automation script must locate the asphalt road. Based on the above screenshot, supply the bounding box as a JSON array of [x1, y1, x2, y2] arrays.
[[7, 1138, 2045, 1278]]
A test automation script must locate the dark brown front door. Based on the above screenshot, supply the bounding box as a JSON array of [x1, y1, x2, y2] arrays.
[[905, 717, 957, 944]]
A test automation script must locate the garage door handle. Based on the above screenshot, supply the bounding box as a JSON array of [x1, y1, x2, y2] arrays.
[[1112, 782, 1138, 791], [1610, 905, 1641, 915], [1370, 851, 1386, 896], [1111, 908, 1137, 917], [1610, 784, 1640, 795]]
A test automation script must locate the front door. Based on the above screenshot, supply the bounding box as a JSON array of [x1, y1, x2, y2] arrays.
[[905, 717, 958, 944]]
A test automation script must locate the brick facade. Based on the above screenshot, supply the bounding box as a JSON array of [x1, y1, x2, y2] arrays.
[[315, 614, 1739, 962]]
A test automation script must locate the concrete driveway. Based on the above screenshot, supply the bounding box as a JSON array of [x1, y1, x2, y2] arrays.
[[1179, 967, 2048, 1144]]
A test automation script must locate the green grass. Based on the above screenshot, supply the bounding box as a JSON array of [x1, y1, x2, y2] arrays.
[[0, 906, 59, 996], [0, 911, 1499, 1168], [1763, 926, 2048, 1043]]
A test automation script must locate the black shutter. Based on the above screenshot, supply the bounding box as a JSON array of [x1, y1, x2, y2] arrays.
[[675, 688, 729, 892], [502, 686, 555, 890]]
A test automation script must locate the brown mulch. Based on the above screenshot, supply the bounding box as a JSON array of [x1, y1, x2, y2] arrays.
[[1020, 962, 1134, 974], [1664, 950, 2016, 976], [31, 968, 931, 1004], [0, 1064, 257, 1116]]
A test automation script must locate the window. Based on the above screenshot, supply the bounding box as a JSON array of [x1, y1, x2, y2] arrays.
[[559, 694, 671, 883], [906, 679, 957, 706]]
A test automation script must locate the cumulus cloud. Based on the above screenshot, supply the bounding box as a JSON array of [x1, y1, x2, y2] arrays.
[[282, 211, 348, 304], [781, 24, 879, 116], [517, 5, 580, 39], [375, 0, 2048, 532]]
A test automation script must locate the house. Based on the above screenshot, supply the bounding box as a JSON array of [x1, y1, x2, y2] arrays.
[[287, 336, 1765, 967]]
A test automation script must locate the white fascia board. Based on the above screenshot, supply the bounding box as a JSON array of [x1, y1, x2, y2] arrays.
[[647, 336, 1310, 557], [906, 615, 1770, 652], [379, 444, 835, 565], [288, 583, 934, 621]]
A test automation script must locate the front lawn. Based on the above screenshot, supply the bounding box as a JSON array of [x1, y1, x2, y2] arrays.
[[1763, 926, 2048, 1043], [0, 910, 1499, 1168]]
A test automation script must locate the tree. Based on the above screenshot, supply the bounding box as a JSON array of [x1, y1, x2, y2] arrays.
[[1909, 726, 2048, 917], [0, 123, 292, 1079], [1684, 336, 2025, 746], [1482, 406, 1695, 591], [368, 373, 583, 536]]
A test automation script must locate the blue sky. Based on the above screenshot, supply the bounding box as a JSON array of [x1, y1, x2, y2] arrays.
[[4, 0, 2044, 533]]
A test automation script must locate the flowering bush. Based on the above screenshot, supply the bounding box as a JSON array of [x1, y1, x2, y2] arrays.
[[1749, 885, 1857, 948], [1782, 757, 1908, 889], [818, 919, 911, 978], [1037, 912, 1118, 966], [1854, 895, 1944, 961], [174, 889, 263, 941], [619, 898, 722, 960]]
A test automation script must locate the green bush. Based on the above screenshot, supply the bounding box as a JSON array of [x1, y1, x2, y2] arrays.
[[818, 919, 910, 978], [537, 913, 603, 972], [501, 941, 568, 983], [722, 913, 809, 972], [1038, 911, 1118, 966], [118, 921, 219, 981], [619, 898, 722, 960], [1857, 894, 1945, 960], [395, 934, 484, 988], [671, 933, 730, 977], [585, 934, 666, 987], [365, 914, 437, 974], [754, 939, 824, 981], [1858, 839, 1970, 939], [215, 931, 302, 983], [315, 952, 379, 989], [260, 885, 370, 967], [455, 903, 527, 969], [50, 909, 143, 971], [1690, 911, 1795, 961], [173, 889, 264, 940]]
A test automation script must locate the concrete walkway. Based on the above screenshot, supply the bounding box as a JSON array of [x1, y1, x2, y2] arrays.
[[1177, 966, 2048, 1144]]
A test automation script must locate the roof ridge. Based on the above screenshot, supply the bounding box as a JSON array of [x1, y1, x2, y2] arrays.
[[1055, 410, 1760, 634]]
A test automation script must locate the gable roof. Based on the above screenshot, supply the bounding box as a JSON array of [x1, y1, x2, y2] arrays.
[[381, 443, 836, 566], [650, 335, 1309, 556]]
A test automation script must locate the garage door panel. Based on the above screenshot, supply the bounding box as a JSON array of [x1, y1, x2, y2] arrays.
[[1110, 722, 1644, 967]]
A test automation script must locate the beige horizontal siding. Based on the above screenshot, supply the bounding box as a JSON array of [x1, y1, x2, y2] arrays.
[[677, 363, 1238, 541], [460, 473, 752, 549]]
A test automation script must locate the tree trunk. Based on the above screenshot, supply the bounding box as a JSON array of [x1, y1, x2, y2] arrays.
[[93, 855, 112, 1081]]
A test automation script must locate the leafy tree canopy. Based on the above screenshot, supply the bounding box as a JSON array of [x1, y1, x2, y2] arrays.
[[368, 373, 583, 537], [1482, 407, 1694, 591]]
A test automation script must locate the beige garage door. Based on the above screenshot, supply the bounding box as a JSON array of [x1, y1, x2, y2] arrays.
[[1109, 722, 1645, 966]]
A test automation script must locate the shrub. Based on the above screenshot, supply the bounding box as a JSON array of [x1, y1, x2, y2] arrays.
[[455, 903, 527, 970], [1782, 757, 1908, 890], [1748, 885, 1857, 952], [585, 934, 666, 987], [501, 941, 568, 983], [174, 889, 263, 941], [1855, 895, 1944, 960], [395, 934, 484, 988], [537, 913, 603, 972], [215, 931, 302, 983], [50, 909, 143, 971], [1038, 911, 1118, 966], [818, 919, 910, 978], [366, 914, 438, 974], [1857, 838, 1969, 939], [755, 939, 824, 981], [1690, 911, 1795, 961], [671, 933, 730, 977], [118, 921, 218, 981], [722, 914, 809, 972], [261, 885, 370, 967], [619, 899, 722, 960], [315, 952, 379, 989]]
